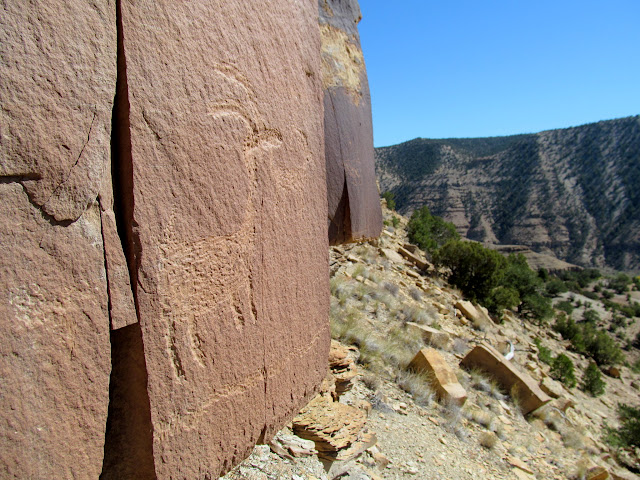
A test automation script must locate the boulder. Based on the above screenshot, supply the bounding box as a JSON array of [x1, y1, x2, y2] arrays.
[[550, 397, 576, 412], [330, 341, 358, 397], [539, 376, 565, 399], [398, 246, 430, 270], [406, 323, 451, 350], [320, 0, 383, 244], [460, 344, 551, 414], [380, 248, 406, 264], [106, 1, 331, 478], [408, 348, 467, 406], [605, 366, 621, 378], [586, 466, 609, 480], [455, 300, 493, 329], [0, 2, 116, 478]]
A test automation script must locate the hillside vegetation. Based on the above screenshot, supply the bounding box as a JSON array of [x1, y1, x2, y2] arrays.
[[375, 116, 640, 272]]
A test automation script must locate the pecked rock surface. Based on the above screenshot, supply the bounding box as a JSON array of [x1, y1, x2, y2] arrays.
[[0, 2, 116, 478], [102, 1, 330, 479], [320, 0, 383, 244], [0, 0, 366, 478]]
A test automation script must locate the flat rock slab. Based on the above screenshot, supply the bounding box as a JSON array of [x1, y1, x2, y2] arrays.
[[455, 300, 493, 328], [409, 348, 467, 406], [398, 246, 430, 270], [460, 344, 551, 414]]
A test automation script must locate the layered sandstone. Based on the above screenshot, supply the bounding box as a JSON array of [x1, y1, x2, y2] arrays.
[[320, 0, 383, 244]]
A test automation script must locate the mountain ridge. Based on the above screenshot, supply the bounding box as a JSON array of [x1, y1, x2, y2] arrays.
[[375, 115, 640, 273]]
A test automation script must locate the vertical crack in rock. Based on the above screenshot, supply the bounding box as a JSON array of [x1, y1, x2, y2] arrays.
[[326, 92, 352, 244], [328, 172, 352, 245], [101, 1, 155, 478]]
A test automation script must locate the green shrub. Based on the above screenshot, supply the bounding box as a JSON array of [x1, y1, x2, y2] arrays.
[[555, 300, 574, 315], [585, 328, 624, 366], [521, 293, 553, 322], [391, 216, 400, 228], [434, 240, 506, 302], [550, 354, 577, 388], [533, 338, 553, 365], [486, 286, 520, 314], [582, 309, 600, 324], [501, 254, 541, 298], [605, 403, 640, 448], [554, 314, 580, 341], [582, 362, 605, 396], [545, 278, 568, 296], [554, 315, 624, 365], [602, 289, 614, 299], [408, 206, 460, 254], [382, 191, 396, 210], [609, 273, 632, 294]]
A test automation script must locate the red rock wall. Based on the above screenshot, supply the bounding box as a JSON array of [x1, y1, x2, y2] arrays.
[[1, 0, 378, 477], [0, 2, 116, 478], [320, 0, 384, 244], [112, 1, 330, 478]]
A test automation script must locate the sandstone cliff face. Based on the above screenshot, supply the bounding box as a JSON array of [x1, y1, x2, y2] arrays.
[[0, 3, 116, 478], [0, 0, 382, 477], [376, 117, 640, 272], [320, 0, 383, 244]]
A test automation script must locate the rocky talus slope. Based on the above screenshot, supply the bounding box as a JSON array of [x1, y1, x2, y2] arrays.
[[375, 116, 640, 273], [222, 204, 640, 480]]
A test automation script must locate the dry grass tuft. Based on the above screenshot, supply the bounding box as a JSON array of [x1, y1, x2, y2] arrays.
[[409, 287, 423, 301], [361, 372, 381, 392], [468, 369, 506, 400], [452, 337, 470, 355], [442, 399, 469, 440], [478, 431, 498, 449], [382, 281, 400, 297], [395, 370, 434, 406], [561, 427, 585, 450]]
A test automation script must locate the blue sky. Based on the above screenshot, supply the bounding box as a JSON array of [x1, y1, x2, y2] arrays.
[[358, 1, 640, 147]]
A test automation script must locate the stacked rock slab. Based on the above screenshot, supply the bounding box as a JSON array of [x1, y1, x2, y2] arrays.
[[0, 3, 116, 478], [320, 0, 383, 244]]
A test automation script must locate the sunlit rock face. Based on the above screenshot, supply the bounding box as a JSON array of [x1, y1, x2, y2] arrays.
[[1, 1, 329, 478], [320, 0, 383, 244]]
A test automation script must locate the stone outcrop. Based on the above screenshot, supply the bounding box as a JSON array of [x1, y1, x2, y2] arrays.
[[460, 344, 552, 414], [408, 348, 467, 406], [320, 0, 383, 244], [0, 1, 379, 478], [329, 340, 359, 397]]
